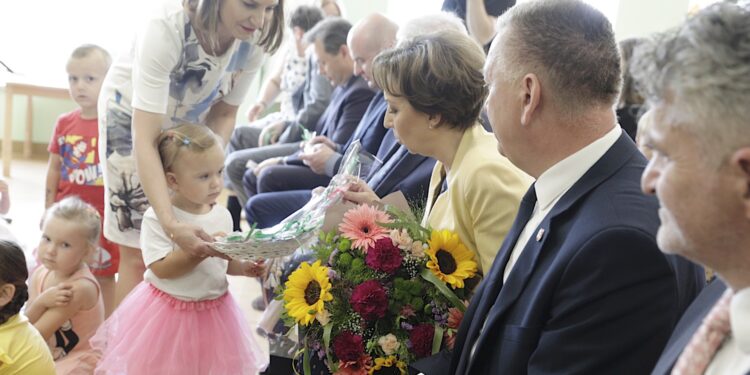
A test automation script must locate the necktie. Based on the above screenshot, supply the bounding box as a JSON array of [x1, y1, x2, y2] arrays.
[[672, 289, 734, 375]]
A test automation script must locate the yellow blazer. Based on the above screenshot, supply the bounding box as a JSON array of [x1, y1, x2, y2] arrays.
[[422, 125, 533, 274]]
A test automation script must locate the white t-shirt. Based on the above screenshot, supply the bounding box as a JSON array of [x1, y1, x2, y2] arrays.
[[100, 0, 264, 127], [141, 205, 233, 301]]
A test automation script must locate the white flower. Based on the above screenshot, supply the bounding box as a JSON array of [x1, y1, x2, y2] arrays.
[[410, 241, 426, 258], [316, 309, 331, 326], [378, 333, 400, 355], [390, 229, 413, 250]]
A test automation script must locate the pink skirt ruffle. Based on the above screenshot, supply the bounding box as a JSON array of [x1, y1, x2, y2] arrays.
[[90, 282, 268, 374]]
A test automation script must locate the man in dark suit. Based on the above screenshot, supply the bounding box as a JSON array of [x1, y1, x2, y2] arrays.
[[413, 1, 704, 374], [239, 18, 374, 201], [247, 14, 398, 196], [631, 4, 750, 374]]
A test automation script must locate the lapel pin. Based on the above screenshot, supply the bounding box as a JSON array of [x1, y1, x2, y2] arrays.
[[536, 228, 545, 242]]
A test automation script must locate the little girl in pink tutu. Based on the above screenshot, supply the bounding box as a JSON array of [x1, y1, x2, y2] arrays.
[[91, 124, 268, 374]]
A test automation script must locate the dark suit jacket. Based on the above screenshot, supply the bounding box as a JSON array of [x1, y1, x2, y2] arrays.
[[286, 75, 374, 166], [367, 130, 435, 204], [331, 92, 390, 172], [415, 132, 703, 374], [245, 130, 435, 229], [651, 278, 730, 375]]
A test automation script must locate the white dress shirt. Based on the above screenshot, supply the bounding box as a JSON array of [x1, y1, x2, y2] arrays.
[[705, 287, 750, 375], [502, 126, 621, 282]]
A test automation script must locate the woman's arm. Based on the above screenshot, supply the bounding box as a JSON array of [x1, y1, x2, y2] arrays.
[[205, 101, 240, 145], [466, 0, 498, 46], [247, 58, 286, 122], [132, 109, 216, 257], [32, 279, 98, 341], [44, 155, 62, 209]]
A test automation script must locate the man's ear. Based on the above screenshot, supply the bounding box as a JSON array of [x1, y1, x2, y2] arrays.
[[730, 147, 750, 219], [339, 44, 350, 59], [520, 73, 541, 127], [0, 283, 16, 308], [427, 113, 443, 129]]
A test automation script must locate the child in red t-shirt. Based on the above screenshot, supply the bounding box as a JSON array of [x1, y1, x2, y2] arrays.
[[45, 44, 117, 317]]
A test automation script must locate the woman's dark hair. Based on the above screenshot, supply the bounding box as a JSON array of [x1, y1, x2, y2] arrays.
[[0, 240, 29, 325], [372, 29, 487, 130], [289, 5, 324, 32]]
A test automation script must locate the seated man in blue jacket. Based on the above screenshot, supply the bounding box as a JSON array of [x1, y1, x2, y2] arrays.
[[244, 14, 436, 228], [228, 18, 374, 206], [245, 14, 398, 197]]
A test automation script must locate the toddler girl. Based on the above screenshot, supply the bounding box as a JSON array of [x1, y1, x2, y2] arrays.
[[26, 197, 105, 374], [92, 123, 268, 374], [0, 240, 55, 374]]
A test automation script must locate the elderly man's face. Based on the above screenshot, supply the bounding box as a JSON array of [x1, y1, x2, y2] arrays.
[[640, 106, 733, 264], [348, 37, 378, 88]]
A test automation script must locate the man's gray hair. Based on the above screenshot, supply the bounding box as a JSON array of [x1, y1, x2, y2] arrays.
[[304, 17, 352, 55], [631, 2, 750, 164], [396, 12, 468, 45], [490, 0, 621, 113]]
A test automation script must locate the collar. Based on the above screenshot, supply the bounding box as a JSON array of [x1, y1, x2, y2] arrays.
[[535, 126, 621, 211], [731, 286, 750, 353], [444, 124, 486, 186]]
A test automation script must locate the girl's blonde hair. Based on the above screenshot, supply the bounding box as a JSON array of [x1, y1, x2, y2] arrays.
[[185, 0, 285, 55], [44, 196, 101, 246], [157, 124, 221, 172]]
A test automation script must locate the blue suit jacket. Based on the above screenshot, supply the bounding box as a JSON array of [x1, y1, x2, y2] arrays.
[[415, 133, 703, 374], [650, 278, 746, 375], [286, 75, 374, 166], [367, 130, 435, 204], [331, 92, 390, 172]]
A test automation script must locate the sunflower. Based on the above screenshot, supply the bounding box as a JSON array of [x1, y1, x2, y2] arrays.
[[369, 356, 407, 375], [283, 260, 333, 326], [425, 230, 477, 288]]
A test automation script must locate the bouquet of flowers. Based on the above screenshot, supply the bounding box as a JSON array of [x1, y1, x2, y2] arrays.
[[280, 202, 479, 374]]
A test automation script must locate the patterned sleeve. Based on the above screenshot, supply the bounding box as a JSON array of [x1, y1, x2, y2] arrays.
[[131, 14, 182, 114], [140, 208, 175, 267], [222, 43, 265, 106]]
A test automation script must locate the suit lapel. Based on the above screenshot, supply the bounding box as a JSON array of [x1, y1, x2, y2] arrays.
[[455, 186, 537, 374], [652, 279, 728, 374]]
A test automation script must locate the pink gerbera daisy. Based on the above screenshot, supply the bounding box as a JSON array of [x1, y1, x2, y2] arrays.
[[338, 204, 392, 252]]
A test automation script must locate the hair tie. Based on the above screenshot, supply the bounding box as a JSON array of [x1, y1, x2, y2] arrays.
[[182, 137, 191, 146]]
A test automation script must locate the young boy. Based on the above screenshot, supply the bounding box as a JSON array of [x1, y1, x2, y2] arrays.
[[44, 44, 118, 317]]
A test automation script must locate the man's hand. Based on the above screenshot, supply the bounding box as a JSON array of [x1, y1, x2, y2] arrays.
[[37, 283, 74, 308], [306, 135, 336, 150], [258, 121, 286, 147], [300, 144, 336, 174], [253, 157, 283, 176]]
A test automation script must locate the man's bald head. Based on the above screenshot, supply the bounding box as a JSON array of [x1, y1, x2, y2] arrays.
[[347, 13, 398, 88]]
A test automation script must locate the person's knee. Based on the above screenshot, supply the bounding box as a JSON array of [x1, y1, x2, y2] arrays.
[[243, 169, 259, 198], [257, 168, 282, 194]]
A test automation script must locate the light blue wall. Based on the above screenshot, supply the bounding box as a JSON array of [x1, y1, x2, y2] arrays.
[[0, 89, 77, 144]]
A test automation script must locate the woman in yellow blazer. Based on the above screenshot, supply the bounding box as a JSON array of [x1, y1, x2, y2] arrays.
[[344, 29, 532, 274]]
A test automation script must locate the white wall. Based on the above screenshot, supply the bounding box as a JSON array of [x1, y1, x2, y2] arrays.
[[615, 0, 691, 40]]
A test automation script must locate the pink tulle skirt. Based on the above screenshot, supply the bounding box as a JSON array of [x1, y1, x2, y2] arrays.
[[90, 282, 268, 374]]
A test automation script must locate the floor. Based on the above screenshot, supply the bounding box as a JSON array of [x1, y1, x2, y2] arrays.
[[1, 157, 270, 371]]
